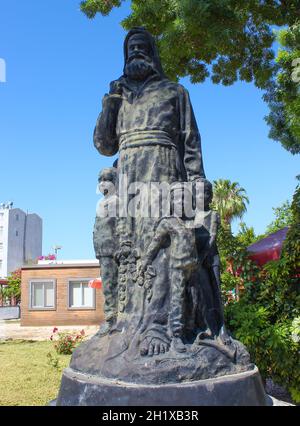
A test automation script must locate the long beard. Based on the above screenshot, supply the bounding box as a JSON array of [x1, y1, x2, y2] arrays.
[[125, 58, 155, 81]]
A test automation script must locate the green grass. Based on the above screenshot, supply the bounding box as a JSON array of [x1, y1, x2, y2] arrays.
[[0, 340, 71, 406]]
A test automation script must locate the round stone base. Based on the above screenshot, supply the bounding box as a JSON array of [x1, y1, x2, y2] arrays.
[[56, 366, 269, 406]]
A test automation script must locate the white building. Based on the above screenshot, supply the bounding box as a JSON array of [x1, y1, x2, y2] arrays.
[[0, 203, 42, 278]]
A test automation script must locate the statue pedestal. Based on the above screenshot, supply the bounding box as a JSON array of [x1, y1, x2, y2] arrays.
[[55, 366, 270, 406]]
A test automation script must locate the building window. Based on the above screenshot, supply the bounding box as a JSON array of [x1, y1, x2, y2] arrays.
[[68, 280, 95, 309], [0, 226, 3, 239], [15, 230, 19, 237], [15, 214, 19, 221], [0, 243, 3, 252], [0, 260, 2, 271], [30, 280, 56, 310]]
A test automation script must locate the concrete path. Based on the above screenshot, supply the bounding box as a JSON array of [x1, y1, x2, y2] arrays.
[[269, 396, 293, 406], [0, 319, 98, 341]]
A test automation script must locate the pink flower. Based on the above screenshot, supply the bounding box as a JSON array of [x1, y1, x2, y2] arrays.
[[47, 254, 56, 260], [80, 329, 85, 336]]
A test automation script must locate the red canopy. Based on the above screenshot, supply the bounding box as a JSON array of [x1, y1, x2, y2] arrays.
[[247, 227, 288, 266]]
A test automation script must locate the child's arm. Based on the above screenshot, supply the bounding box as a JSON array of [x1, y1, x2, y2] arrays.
[[140, 223, 168, 273], [198, 212, 220, 263], [208, 212, 220, 248]]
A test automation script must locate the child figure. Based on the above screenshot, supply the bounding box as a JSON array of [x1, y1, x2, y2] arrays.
[[93, 167, 119, 336], [195, 180, 221, 288], [139, 185, 199, 353], [194, 180, 234, 356]]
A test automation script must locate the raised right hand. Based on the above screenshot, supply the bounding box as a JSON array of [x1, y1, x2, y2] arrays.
[[109, 80, 123, 96]]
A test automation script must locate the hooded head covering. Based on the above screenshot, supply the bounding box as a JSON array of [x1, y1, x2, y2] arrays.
[[123, 27, 165, 79]]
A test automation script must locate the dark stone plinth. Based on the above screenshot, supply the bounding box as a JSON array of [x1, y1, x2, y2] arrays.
[[56, 366, 269, 406]]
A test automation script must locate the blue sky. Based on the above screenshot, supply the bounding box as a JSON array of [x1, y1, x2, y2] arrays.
[[0, 1, 298, 259]]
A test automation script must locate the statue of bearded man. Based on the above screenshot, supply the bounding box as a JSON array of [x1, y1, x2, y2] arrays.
[[56, 28, 262, 405], [93, 27, 209, 354]]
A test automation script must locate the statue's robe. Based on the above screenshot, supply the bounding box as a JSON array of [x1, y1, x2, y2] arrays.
[[95, 74, 205, 180], [94, 73, 208, 351], [95, 74, 205, 236]]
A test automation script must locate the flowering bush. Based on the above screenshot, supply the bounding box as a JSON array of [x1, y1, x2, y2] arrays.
[[50, 327, 85, 355], [38, 254, 56, 261], [1, 269, 21, 304]]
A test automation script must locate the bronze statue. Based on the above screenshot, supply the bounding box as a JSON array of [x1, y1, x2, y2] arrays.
[[56, 28, 269, 406], [88, 27, 246, 365]]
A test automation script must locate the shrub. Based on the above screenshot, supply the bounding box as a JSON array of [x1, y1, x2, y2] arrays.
[[50, 328, 85, 355], [1, 269, 21, 304], [222, 183, 300, 403], [46, 352, 61, 370], [224, 259, 300, 402], [225, 300, 300, 402]]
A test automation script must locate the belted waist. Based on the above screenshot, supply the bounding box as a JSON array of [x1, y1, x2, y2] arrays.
[[119, 130, 177, 150]]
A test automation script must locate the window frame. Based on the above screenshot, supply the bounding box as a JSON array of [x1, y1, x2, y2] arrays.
[[67, 278, 96, 311], [29, 279, 56, 311]]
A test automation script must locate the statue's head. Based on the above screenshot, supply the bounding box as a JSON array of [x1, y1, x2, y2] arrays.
[[98, 167, 117, 196], [123, 27, 165, 81]]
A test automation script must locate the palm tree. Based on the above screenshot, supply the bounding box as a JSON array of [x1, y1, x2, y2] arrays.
[[211, 179, 249, 232]]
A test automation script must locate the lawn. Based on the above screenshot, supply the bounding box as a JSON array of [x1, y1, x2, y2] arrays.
[[0, 340, 71, 406]]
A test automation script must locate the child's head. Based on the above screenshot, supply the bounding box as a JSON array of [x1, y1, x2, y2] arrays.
[[98, 167, 117, 195], [169, 183, 193, 219]]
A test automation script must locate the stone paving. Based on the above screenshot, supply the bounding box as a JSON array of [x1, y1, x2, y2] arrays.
[[0, 319, 98, 341]]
